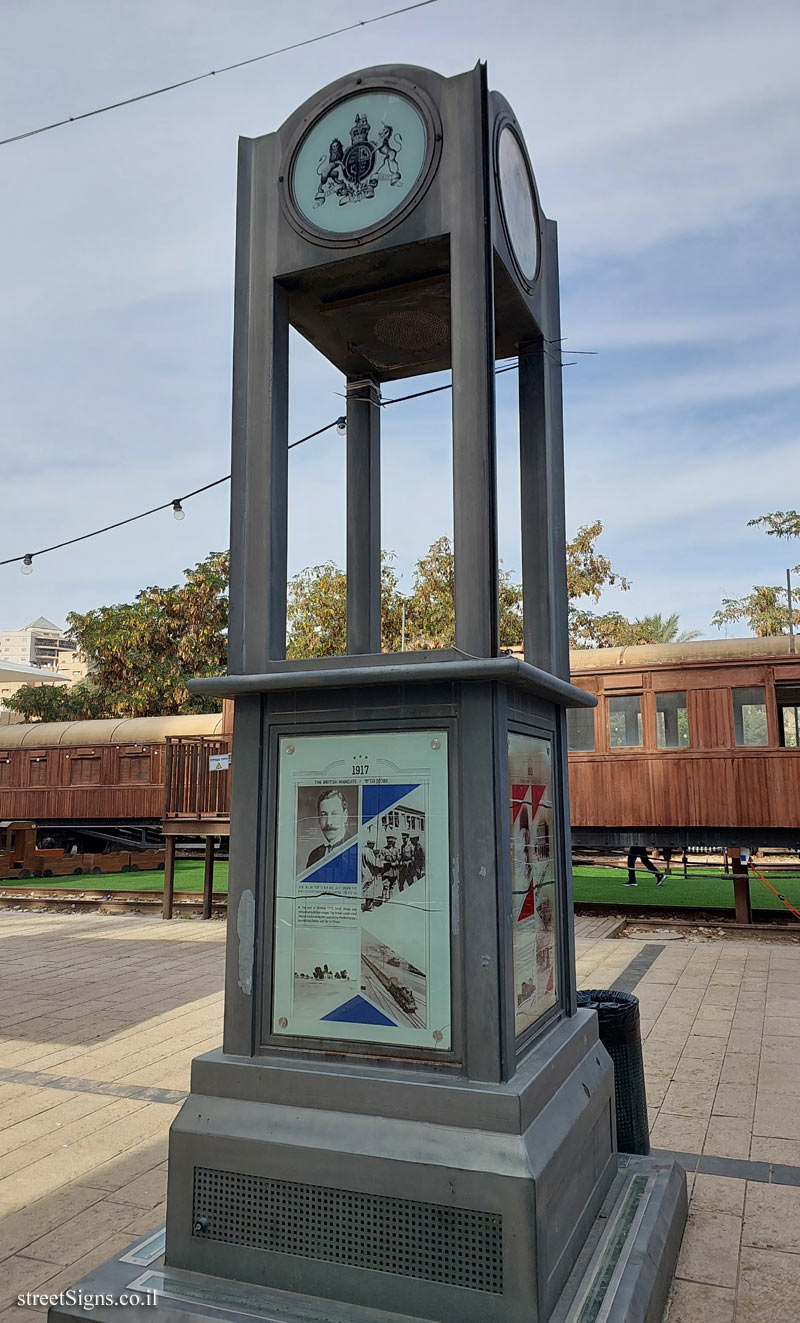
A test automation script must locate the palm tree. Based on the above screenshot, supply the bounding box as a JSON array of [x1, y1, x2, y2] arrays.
[[630, 613, 701, 644]]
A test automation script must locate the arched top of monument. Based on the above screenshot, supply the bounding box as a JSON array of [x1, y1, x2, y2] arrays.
[[231, 61, 554, 379], [269, 63, 449, 145]]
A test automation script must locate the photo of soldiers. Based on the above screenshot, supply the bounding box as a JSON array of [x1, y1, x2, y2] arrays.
[[361, 836, 383, 911], [399, 832, 414, 891], [411, 833, 425, 882], [382, 835, 400, 901]]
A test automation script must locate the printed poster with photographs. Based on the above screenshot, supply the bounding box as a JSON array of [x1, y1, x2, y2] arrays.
[[509, 732, 559, 1036], [272, 731, 451, 1050]]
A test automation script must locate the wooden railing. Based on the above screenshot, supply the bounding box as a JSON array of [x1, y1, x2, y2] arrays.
[[163, 736, 232, 821]]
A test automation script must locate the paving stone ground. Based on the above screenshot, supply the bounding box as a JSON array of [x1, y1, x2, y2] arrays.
[[1, 911, 799, 1321]]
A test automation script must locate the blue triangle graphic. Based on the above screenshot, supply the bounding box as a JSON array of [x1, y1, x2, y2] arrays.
[[361, 784, 420, 826], [321, 995, 396, 1026], [304, 842, 358, 886]]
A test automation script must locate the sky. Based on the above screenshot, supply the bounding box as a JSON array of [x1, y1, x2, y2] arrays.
[[1, 0, 798, 641]]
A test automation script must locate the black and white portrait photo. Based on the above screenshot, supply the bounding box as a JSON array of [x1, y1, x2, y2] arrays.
[[295, 784, 358, 877]]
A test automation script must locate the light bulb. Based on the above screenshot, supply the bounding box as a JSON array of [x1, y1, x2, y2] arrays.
[[335, 417, 347, 436], [172, 500, 185, 521], [21, 554, 34, 575]]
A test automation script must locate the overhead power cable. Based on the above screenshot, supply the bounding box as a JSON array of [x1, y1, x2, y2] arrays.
[[0, 0, 440, 149]]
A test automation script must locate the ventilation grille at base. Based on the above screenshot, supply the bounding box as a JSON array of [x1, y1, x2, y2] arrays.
[[192, 1166, 503, 1295]]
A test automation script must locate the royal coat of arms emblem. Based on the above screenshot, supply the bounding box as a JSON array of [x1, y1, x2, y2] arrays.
[[314, 111, 403, 208]]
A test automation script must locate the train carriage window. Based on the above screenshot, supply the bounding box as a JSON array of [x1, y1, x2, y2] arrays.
[[656, 692, 689, 748], [0, 758, 10, 786], [29, 756, 48, 785], [70, 757, 100, 785], [732, 687, 768, 746], [775, 685, 800, 747], [120, 755, 151, 783], [567, 707, 595, 751], [608, 695, 643, 748]]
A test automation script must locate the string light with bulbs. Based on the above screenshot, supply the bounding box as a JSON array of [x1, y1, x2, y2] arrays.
[[4, 347, 591, 577], [2, 414, 348, 576]]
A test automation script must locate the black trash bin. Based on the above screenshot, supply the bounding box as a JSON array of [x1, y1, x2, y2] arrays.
[[577, 989, 650, 1155]]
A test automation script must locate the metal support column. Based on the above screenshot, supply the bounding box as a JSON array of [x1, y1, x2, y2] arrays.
[[228, 135, 289, 673], [162, 836, 176, 921], [203, 836, 215, 920], [450, 65, 498, 657], [346, 376, 381, 654], [519, 340, 550, 671], [519, 226, 568, 680], [543, 220, 570, 683], [729, 848, 753, 925]]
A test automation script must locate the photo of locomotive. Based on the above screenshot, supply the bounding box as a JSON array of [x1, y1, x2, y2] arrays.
[[361, 935, 426, 1027], [362, 952, 418, 1016]]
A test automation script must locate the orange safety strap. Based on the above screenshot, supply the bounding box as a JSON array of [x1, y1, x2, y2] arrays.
[[748, 861, 800, 922]]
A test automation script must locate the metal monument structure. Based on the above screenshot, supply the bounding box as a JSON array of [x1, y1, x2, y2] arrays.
[[53, 62, 685, 1323]]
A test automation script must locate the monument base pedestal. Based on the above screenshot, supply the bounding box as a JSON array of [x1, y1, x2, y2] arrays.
[[49, 1010, 687, 1323], [163, 1010, 615, 1323], [50, 1154, 685, 1323]]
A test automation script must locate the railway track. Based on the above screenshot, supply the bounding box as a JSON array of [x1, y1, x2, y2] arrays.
[[0, 886, 226, 916]]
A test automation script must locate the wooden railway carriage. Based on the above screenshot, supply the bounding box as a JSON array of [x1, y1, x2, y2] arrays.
[[0, 711, 230, 870], [4, 642, 799, 877], [567, 637, 800, 851]]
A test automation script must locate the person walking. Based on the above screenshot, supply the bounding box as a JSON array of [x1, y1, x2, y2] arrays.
[[625, 846, 665, 887]]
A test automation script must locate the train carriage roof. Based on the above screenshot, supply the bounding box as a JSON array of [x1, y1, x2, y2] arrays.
[[0, 712, 224, 747], [568, 635, 795, 672]]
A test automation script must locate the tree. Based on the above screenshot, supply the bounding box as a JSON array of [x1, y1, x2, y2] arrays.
[[7, 552, 229, 721], [286, 554, 404, 657], [6, 525, 639, 722], [569, 610, 633, 648], [712, 585, 798, 638], [286, 536, 521, 656], [567, 609, 699, 648], [565, 520, 630, 603], [403, 536, 458, 650], [4, 682, 109, 723], [618, 612, 700, 645], [711, 511, 800, 637], [286, 562, 347, 659], [286, 525, 630, 656], [565, 521, 634, 646], [747, 511, 800, 539], [68, 551, 228, 716]]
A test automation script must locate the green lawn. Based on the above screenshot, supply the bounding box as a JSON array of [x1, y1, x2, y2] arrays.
[[1, 860, 229, 893], [572, 864, 800, 914], [5, 859, 800, 918]]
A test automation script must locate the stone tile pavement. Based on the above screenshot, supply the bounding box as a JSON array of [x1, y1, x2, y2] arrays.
[[577, 926, 800, 1322], [0, 911, 799, 1321], [0, 914, 225, 1323]]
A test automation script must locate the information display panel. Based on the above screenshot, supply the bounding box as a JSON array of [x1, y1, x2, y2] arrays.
[[508, 732, 559, 1036], [272, 731, 451, 1050]]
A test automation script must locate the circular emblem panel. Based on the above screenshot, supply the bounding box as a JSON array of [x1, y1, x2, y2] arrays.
[[496, 125, 539, 285], [290, 91, 429, 236]]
